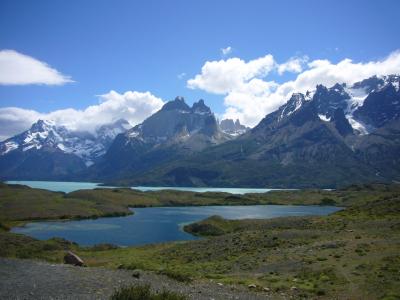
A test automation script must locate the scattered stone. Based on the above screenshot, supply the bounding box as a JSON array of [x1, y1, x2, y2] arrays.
[[132, 271, 140, 279], [263, 287, 270, 292], [63, 251, 84, 266], [217, 282, 223, 286], [291, 286, 298, 290], [248, 284, 257, 289]]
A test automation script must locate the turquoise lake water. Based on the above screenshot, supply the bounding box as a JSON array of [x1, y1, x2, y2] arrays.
[[6, 181, 284, 194], [11, 205, 341, 246]]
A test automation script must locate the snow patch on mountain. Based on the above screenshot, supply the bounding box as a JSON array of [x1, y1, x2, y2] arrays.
[[345, 87, 369, 111], [275, 74, 400, 135], [0, 118, 131, 166], [318, 114, 331, 122], [346, 116, 371, 135]]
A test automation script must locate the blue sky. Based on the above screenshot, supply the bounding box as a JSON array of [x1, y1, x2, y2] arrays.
[[0, 0, 400, 138]]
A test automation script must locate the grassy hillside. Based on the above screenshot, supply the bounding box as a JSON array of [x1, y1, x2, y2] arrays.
[[1, 183, 399, 299], [79, 193, 400, 299], [0, 183, 131, 226], [2, 181, 399, 227]]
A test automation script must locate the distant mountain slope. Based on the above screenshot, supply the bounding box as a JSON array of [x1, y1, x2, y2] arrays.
[[116, 75, 400, 188], [220, 119, 249, 136], [0, 119, 130, 180], [1, 75, 399, 187], [89, 97, 231, 180]]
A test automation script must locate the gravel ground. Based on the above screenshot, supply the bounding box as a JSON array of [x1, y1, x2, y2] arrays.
[[0, 258, 279, 300]]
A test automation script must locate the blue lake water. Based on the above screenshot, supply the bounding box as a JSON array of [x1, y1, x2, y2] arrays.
[[11, 205, 341, 246], [6, 181, 285, 194]]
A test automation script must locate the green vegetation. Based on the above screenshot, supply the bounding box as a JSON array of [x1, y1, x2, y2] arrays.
[[0, 183, 131, 227], [2, 181, 399, 227], [0, 182, 399, 299], [110, 284, 187, 300]]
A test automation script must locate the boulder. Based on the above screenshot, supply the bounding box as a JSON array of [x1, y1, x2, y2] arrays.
[[64, 251, 84, 266]]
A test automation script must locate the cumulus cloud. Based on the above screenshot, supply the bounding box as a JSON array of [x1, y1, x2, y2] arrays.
[[0, 49, 73, 85], [221, 46, 232, 56], [277, 56, 308, 75], [0, 108, 43, 140], [187, 55, 275, 94], [187, 50, 400, 127], [0, 91, 164, 140]]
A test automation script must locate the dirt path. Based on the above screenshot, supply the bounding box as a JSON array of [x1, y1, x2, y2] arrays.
[[0, 258, 275, 300]]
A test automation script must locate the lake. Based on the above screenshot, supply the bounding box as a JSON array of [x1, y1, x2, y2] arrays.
[[12, 205, 341, 246], [6, 180, 286, 194]]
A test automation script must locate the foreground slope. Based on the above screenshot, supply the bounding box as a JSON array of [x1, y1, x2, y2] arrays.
[[1, 183, 399, 299]]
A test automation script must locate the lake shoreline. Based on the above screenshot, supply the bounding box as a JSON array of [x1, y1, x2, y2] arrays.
[[1, 182, 399, 299], [11, 205, 341, 247]]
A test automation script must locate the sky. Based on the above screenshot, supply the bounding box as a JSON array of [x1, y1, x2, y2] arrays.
[[1, 0, 400, 140]]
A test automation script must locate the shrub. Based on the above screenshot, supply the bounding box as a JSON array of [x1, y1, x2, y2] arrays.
[[159, 269, 192, 283], [319, 198, 337, 206], [0, 221, 9, 231], [110, 284, 187, 300]]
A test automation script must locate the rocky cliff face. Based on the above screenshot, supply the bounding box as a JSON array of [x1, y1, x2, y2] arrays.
[[90, 97, 230, 180], [220, 119, 249, 136]]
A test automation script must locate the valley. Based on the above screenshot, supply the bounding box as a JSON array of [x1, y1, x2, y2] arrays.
[[0, 182, 399, 299]]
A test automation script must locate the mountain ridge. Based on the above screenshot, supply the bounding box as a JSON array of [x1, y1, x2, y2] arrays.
[[106, 74, 400, 188], [1, 74, 399, 187]]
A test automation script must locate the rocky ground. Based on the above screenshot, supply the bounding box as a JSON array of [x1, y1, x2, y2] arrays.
[[0, 258, 274, 300]]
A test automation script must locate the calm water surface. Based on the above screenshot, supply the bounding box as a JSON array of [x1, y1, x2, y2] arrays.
[[12, 205, 341, 246]]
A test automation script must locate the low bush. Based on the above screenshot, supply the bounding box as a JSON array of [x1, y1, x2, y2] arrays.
[[110, 284, 187, 300], [159, 269, 192, 283]]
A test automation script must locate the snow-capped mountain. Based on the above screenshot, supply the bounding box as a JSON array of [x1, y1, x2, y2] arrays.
[[1, 75, 399, 186], [271, 75, 400, 135], [219, 119, 249, 136], [123, 74, 400, 188], [0, 118, 131, 166], [0, 119, 131, 180]]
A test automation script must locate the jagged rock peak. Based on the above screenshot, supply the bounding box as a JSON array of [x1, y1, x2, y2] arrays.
[[192, 99, 211, 114], [220, 118, 249, 136], [161, 96, 191, 112]]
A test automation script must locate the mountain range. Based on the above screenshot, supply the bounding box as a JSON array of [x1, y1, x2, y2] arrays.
[[1, 74, 399, 187], [0, 119, 130, 179]]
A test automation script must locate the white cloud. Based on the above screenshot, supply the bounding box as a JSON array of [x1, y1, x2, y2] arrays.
[[277, 56, 308, 75], [0, 49, 73, 85], [0, 108, 42, 140], [0, 91, 164, 140], [187, 55, 275, 94], [221, 46, 232, 56], [187, 50, 400, 127]]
